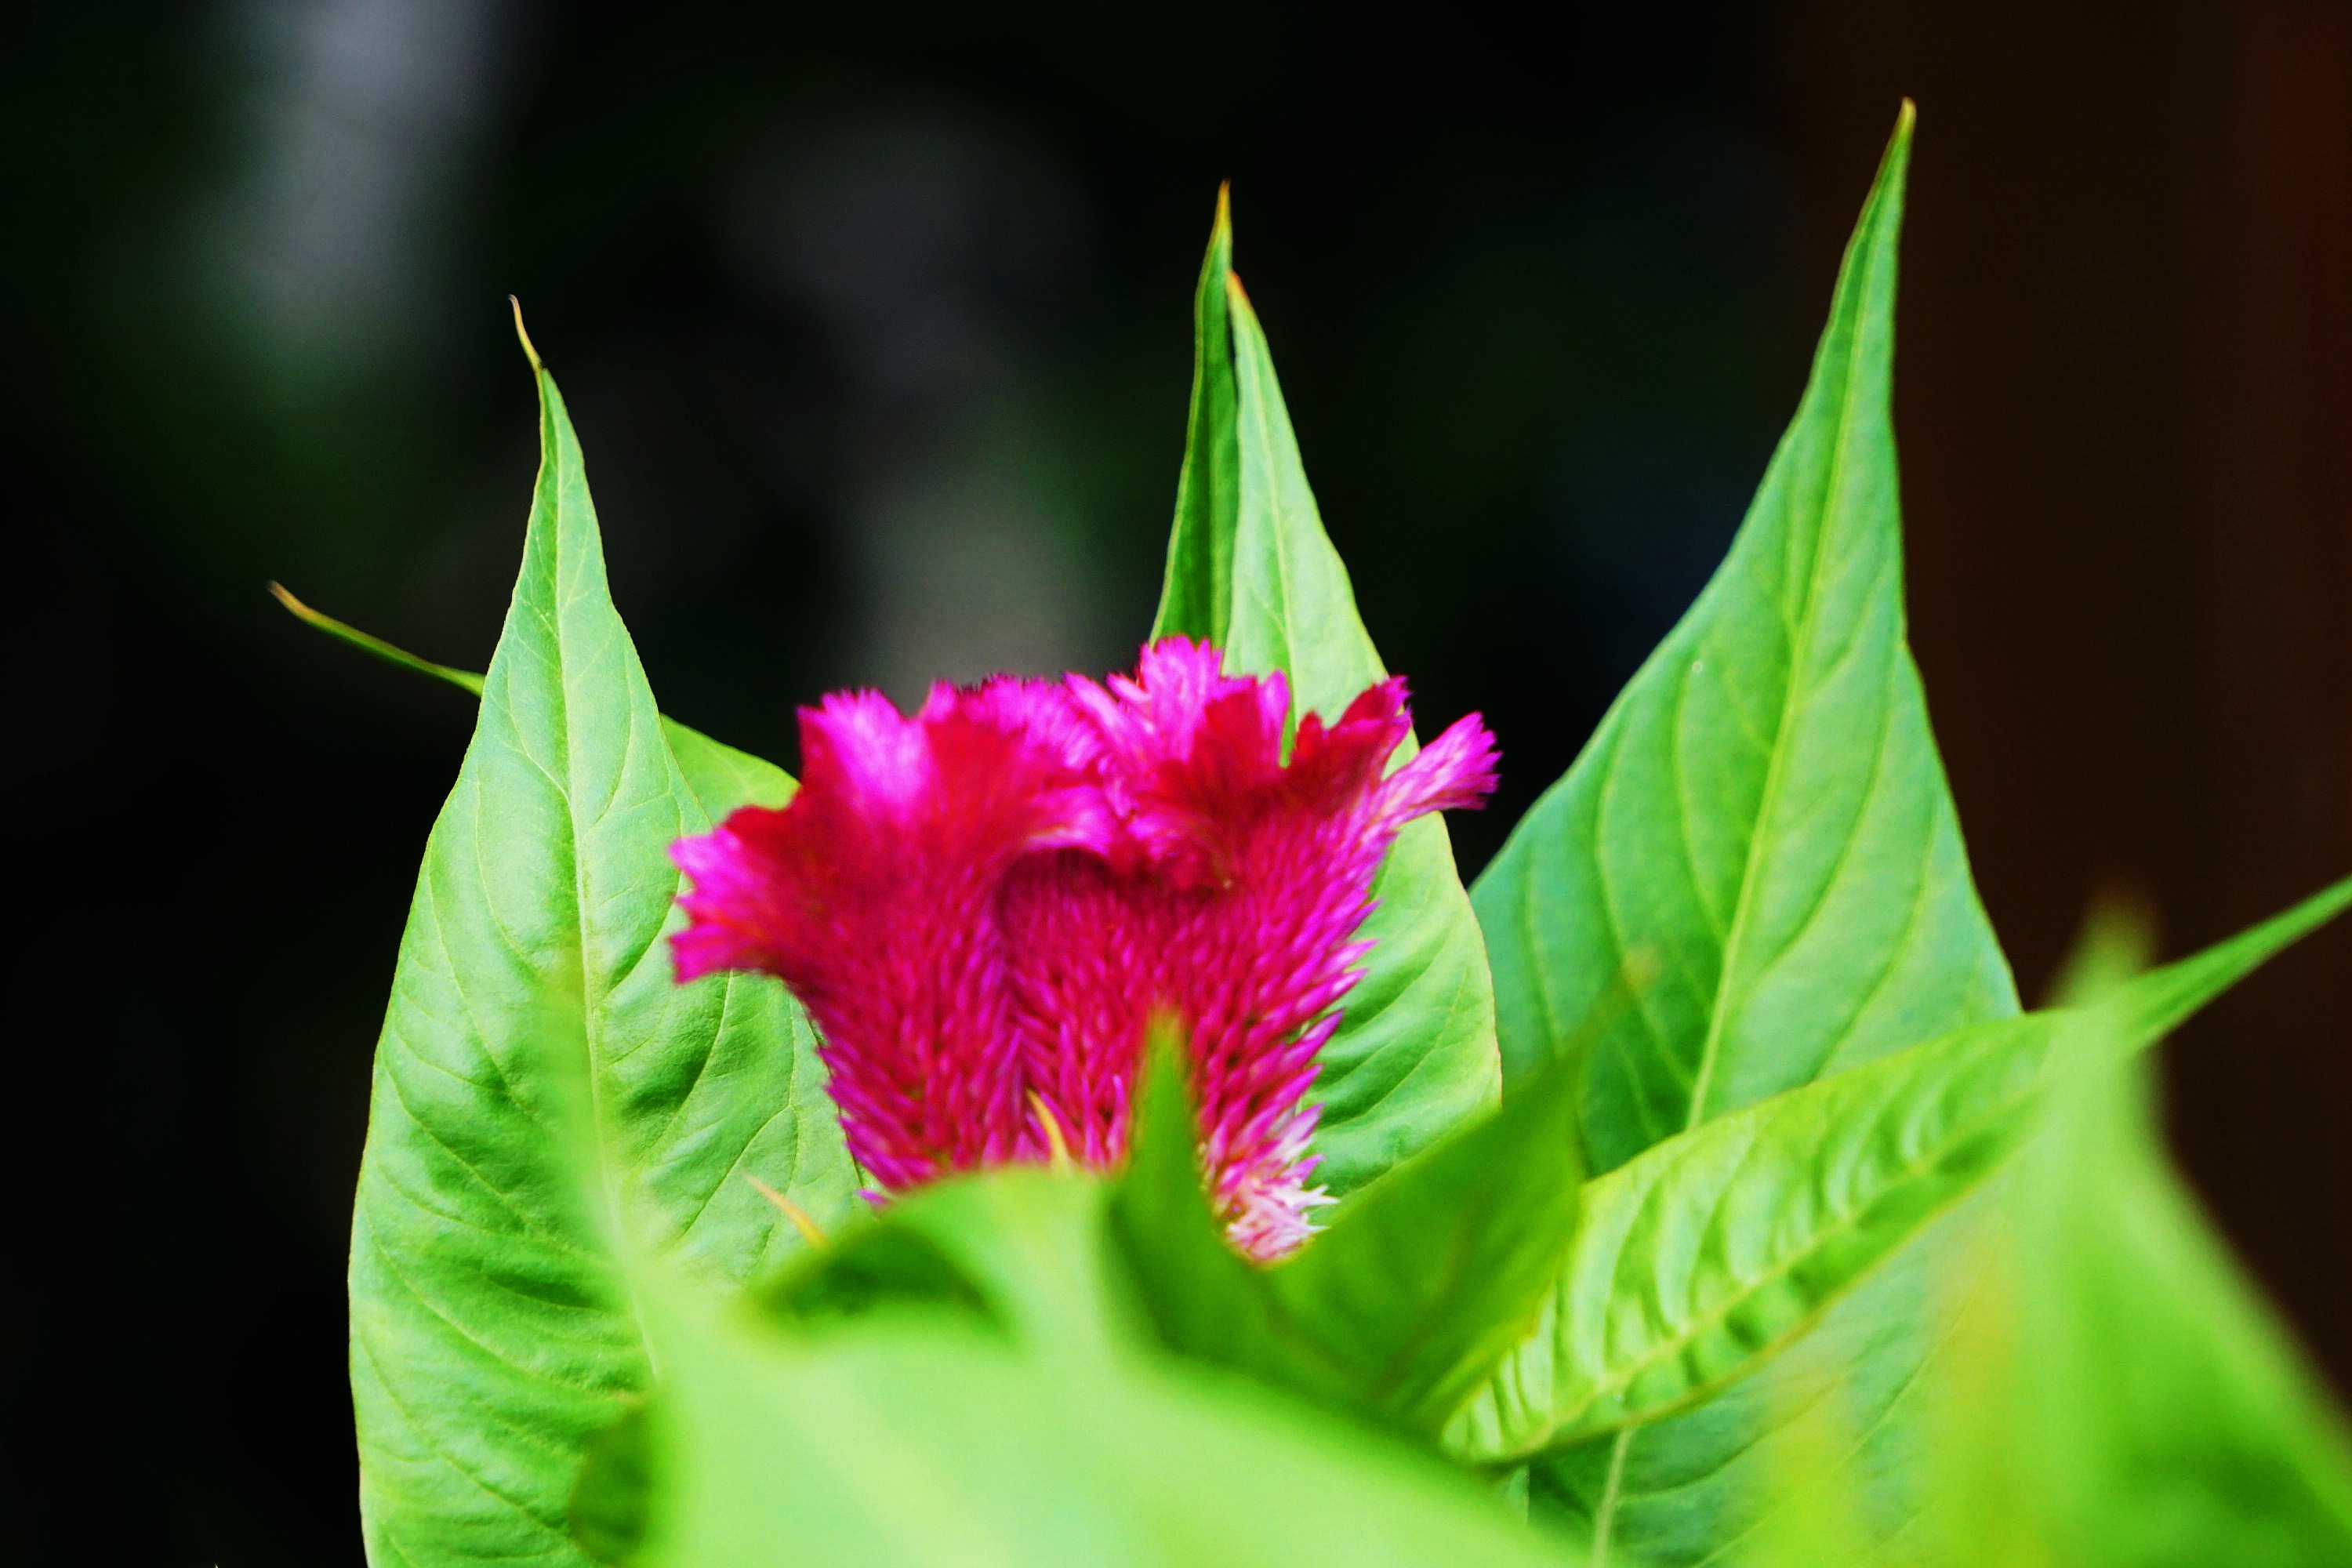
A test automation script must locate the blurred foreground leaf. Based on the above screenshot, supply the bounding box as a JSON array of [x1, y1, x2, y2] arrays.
[[1451, 875, 2352, 1468], [759, 1029, 1583, 1450], [1112, 1033, 1584, 1440], [768, 1166, 1138, 1365], [628, 1272, 1580, 1567], [1915, 911, 2352, 1567], [343, 339, 851, 1567], [1154, 188, 1502, 1199]]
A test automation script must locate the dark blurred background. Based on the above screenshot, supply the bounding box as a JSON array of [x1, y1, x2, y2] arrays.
[[5, 2, 2345, 1561]]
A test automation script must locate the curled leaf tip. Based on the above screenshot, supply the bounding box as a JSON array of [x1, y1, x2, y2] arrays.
[[509, 295, 543, 372], [268, 580, 316, 620], [745, 1176, 827, 1249]]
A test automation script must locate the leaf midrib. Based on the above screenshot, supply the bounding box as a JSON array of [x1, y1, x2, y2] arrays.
[[1233, 289, 1305, 692], [1679, 234, 1886, 1138], [536, 388, 656, 1385], [1523, 1022, 2045, 1458], [1533, 871, 2352, 1481], [1582, 231, 1889, 1562]]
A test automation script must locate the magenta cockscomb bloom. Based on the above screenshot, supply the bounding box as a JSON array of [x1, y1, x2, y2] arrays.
[[669, 637, 1497, 1259]]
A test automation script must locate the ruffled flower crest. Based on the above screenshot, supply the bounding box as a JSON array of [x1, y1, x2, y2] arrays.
[[670, 637, 1497, 1258]]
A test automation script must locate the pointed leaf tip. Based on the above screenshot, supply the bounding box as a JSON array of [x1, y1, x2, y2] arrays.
[[509, 294, 543, 372], [1881, 100, 1917, 180]]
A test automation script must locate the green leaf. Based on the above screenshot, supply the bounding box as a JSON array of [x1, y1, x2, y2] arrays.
[[629, 1276, 1579, 1568], [1533, 1228, 1956, 1567], [346, 347, 852, 1567], [661, 723, 795, 817], [1919, 913, 2352, 1567], [1469, 103, 2016, 1174], [1106, 1036, 1304, 1380], [769, 1167, 1143, 1370], [1462, 105, 2330, 1566], [1463, 106, 2004, 1564], [1153, 193, 1501, 1198], [600, 1169, 1138, 1566], [272, 581, 794, 818], [1112, 1026, 1584, 1441], [1451, 875, 2351, 1467], [763, 1079, 1569, 1502], [568, 1404, 652, 1568], [1154, 183, 1240, 648], [1268, 1046, 1583, 1436]]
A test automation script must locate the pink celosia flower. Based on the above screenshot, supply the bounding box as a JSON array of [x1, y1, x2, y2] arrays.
[[669, 637, 1497, 1259]]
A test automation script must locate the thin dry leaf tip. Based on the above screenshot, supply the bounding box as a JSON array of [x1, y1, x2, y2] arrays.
[[1029, 1091, 1076, 1171], [268, 581, 318, 622], [745, 1176, 827, 1249], [508, 295, 543, 372]]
